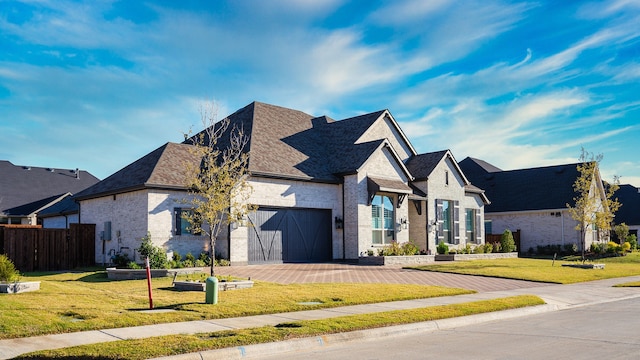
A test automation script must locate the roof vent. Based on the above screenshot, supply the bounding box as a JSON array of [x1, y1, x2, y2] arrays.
[[75, 168, 80, 179], [23, 166, 31, 170], [48, 168, 55, 172]]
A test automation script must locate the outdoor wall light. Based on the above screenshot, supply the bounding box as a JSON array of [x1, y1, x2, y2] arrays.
[[335, 216, 343, 229], [401, 217, 409, 229]]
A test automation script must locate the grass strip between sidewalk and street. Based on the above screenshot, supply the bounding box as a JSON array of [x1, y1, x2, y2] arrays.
[[16, 295, 544, 360], [408, 254, 640, 284]]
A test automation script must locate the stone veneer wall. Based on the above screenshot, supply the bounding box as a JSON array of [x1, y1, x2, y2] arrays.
[[358, 252, 518, 266]]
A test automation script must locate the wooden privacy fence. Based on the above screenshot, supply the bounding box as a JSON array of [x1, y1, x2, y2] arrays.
[[0, 224, 95, 272], [486, 229, 521, 253]]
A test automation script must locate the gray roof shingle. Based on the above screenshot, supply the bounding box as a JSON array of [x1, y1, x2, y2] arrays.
[[0, 161, 99, 215], [613, 184, 640, 226], [459, 157, 581, 213], [405, 150, 449, 180], [75, 142, 200, 200]]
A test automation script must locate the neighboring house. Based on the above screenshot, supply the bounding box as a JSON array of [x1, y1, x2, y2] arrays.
[[37, 194, 83, 229], [76, 102, 489, 265], [459, 157, 609, 253], [612, 184, 640, 239], [0, 161, 99, 226]]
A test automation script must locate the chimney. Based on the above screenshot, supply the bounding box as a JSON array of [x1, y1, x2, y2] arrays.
[[76, 168, 80, 179]]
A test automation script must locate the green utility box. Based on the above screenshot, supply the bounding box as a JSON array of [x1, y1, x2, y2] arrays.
[[205, 276, 218, 304]]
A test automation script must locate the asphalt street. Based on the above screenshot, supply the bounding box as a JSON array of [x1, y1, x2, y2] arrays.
[[257, 296, 640, 360]]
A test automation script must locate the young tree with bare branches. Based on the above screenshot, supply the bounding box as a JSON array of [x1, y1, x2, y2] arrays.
[[183, 102, 254, 276], [567, 148, 621, 262]]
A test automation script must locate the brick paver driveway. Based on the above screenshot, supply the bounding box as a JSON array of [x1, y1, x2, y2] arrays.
[[214, 263, 548, 292]]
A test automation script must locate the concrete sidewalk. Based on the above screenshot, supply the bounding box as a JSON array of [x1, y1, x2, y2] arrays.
[[1, 275, 639, 360]]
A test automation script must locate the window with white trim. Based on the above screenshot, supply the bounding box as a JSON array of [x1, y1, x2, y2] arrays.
[[372, 194, 395, 245]]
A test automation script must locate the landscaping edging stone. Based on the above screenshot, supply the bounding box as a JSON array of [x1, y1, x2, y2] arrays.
[[106, 267, 206, 280], [0, 281, 41, 294], [358, 252, 518, 266], [173, 280, 254, 291]]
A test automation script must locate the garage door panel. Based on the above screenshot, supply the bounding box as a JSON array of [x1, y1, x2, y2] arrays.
[[248, 207, 331, 264], [247, 209, 284, 263]]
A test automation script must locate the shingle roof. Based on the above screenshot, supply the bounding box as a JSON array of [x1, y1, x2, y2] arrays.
[[614, 184, 640, 226], [82, 102, 413, 199], [4, 193, 70, 216], [459, 159, 581, 213], [405, 150, 449, 180], [187, 102, 390, 182], [458, 157, 502, 182], [75, 142, 200, 200], [37, 195, 79, 217], [0, 161, 99, 215]]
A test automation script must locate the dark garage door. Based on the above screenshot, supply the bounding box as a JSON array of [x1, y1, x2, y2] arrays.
[[247, 207, 332, 264]]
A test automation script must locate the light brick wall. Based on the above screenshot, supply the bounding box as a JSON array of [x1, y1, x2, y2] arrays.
[[487, 209, 582, 252], [343, 174, 360, 259], [356, 117, 413, 161], [81, 189, 210, 265], [147, 190, 209, 260], [42, 214, 78, 229], [80, 190, 149, 265]]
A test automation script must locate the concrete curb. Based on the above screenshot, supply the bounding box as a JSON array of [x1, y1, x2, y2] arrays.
[[152, 304, 559, 360]]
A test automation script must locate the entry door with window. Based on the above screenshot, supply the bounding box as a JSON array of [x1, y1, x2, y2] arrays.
[[372, 194, 395, 244]]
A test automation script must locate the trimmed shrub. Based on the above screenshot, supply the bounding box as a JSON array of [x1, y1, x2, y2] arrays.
[[436, 242, 449, 255], [0, 254, 20, 282], [590, 242, 603, 254], [606, 241, 624, 255], [111, 253, 131, 268], [627, 234, 638, 251], [138, 232, 168, 269], [401, 241, 420, 255], [199, 251, 212, 266], [484, 243, 494, 253], [500, 230, 516, 253]]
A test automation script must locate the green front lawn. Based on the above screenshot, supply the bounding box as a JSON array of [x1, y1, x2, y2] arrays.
[[1, 270, 473, 339], [17, 295, 544, 360], [409, 253, 640, 284]]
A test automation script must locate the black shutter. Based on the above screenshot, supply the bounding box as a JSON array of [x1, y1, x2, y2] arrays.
[[175, 208, 182, 235], [453, 201, 460, 245]]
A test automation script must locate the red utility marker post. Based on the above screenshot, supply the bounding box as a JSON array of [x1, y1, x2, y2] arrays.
[[145, 257, 153, 309]]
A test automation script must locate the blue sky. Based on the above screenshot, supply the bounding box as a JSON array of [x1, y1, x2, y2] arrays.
[[1, 0, 639, 187]]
